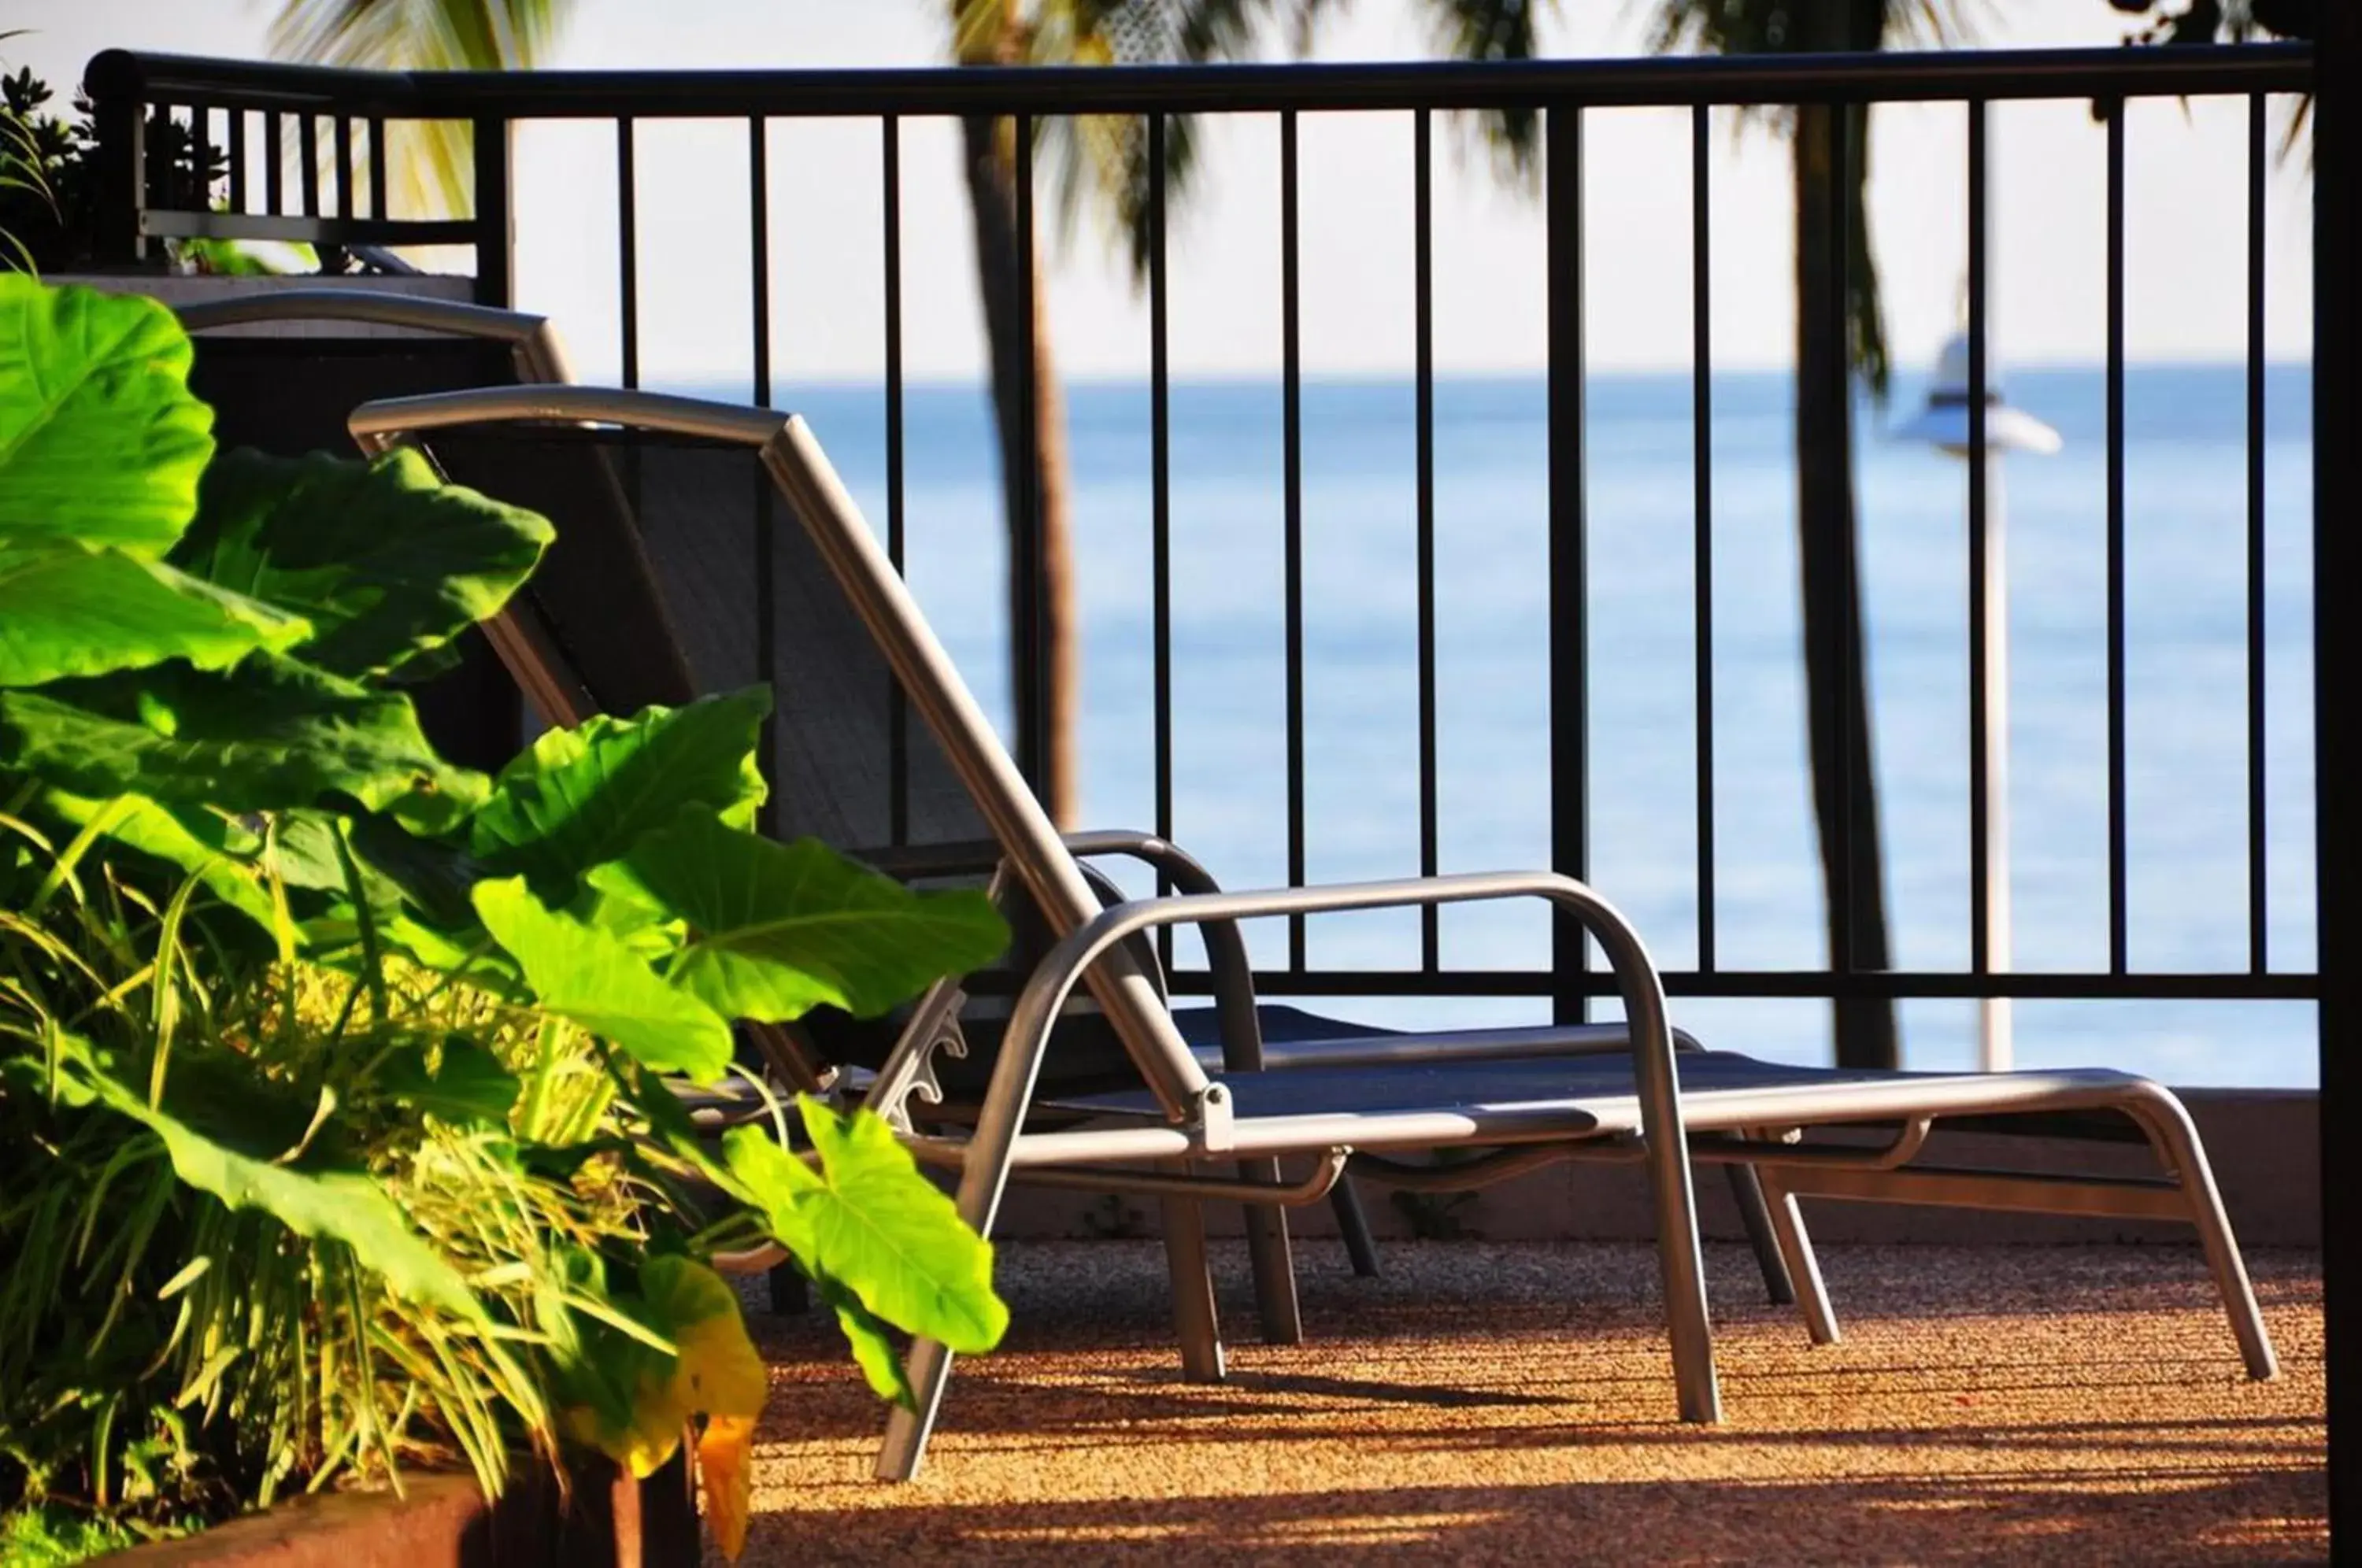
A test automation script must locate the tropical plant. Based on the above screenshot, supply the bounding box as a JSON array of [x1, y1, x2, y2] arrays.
[[0, 274, 1015, 1560]]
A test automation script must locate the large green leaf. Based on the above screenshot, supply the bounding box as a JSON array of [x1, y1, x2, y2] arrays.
[[468, 691, 771, 897], [472, 875, 735, 1082], [590, 809, 1008, 1023], [0, 545, 312, 687], [72, 1052, 482, 1319], [172, 447, 553, 680], [724, 1103, 1006, 1355], [38, 787, 275, 929], [0, 276, 216, 556], [0, 653, 489, 834]]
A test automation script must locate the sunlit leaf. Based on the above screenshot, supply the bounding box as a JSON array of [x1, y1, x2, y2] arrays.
[[0, 544, 310, 687], [724, 1103, 1006, 1357], [472, 875, 734, 1082], [468, 691, 770, 898], [589, 809, 1008, 1023], [0, 276, 215, 556], [695, 1413, 754, 1562]]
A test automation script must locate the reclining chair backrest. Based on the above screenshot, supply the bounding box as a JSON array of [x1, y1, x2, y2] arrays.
[[353, 392, 1192, 1104]]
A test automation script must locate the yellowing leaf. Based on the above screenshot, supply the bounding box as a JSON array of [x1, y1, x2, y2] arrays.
[[696, 1414, 755, 1562], [563, 1257, 770, 1479]]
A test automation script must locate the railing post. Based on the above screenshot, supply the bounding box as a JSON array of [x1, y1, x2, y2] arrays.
[[471, 116, 515, 309], [2313, 2, 2358, 1538], [1546, 100, 1589, 1028], [91, 79, 146, 267]]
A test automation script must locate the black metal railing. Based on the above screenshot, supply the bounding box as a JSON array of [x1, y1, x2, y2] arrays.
[[81, 43, 2330, 1033]]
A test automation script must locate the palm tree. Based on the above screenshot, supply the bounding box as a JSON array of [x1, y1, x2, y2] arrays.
[[1646, 1, 1965, 1069], [268, 1, 1542, 830]]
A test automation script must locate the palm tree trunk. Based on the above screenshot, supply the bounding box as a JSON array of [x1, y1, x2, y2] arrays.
[[1794, 99, 1899, 1069], [961, 112, 1081, 827]]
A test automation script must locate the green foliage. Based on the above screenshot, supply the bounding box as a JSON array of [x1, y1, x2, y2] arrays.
[[473, 876, 736, 1082], [594, 808, 1012, 1023], [0, 276, 217, 553], [727, 1102, 1010, 1367], [0, 655, 489, 835], [176, 447, 552, 681], [0, 275, 1011, 1554], [0, 546, 311, 687], [468, 691, 770, 898]]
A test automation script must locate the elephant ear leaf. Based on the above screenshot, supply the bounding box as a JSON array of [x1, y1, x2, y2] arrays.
[[472, 875, 736, 1082], [68, 1048, 481, 1319], [724, 1104, 1007, 1357], [468, 691, 771, 898], [589, 808, 1008, 1023], [0, 653, 489, 835], [0, 276, 216, 556], [172, 447, 553, 681], [0, 544, 311, 687]]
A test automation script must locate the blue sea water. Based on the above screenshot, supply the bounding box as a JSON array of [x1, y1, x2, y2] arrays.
[[667, 364, 2317, 1088]]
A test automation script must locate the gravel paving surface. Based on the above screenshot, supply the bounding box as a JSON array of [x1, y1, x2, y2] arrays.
[[723, 1240, 2324, 1565]]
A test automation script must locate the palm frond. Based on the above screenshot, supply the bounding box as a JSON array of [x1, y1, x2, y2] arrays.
[[267, 0, 567, 221]]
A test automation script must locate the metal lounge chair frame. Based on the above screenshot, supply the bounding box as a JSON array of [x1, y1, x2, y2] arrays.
[[257, 334, 1365, 1345], [346, 383, 2277, 1487]]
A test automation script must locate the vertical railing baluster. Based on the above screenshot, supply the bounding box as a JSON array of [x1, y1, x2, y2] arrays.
[[883, 115, 909, 845], [334, 114, 354, 220], [299, 112, 320, 217], [265, 110, 284, 216], [2246, 89, 2269, 974], [471, 116, 514, 309], [1968, 101, 1991, 981], [618, 117, 639, 388], [2107, 100, 2129, 974], [228, 106, 246, 214], [1282, 109, 1307, 968], [1828, 100, 1858, 989], [1150, 112, 1175, 967], [1691, 101, 1716, 974], [751, 113, 778, 839], [1415, 108, 1440, 974], [1015, 113, 1045, 800], [1546, 102, 1588, 1026], [368, 116, 388, 220], [145, 103, 172, 214]]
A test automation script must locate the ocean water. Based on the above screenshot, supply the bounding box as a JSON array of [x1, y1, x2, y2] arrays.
[[665, 364, 2318, 1088]]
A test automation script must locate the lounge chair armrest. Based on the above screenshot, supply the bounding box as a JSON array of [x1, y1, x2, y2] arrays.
[[852, 830, 1269, 1074], [997, 871, 1691, 1161]]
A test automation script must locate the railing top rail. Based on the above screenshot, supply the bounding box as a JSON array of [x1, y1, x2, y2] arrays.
[[87, 43, 2312, 120]]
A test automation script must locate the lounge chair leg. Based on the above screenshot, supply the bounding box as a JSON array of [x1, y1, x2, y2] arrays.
[[1724, 1164, 1796, 1305], [2130, 1088, 2279, 1381], [876, 1337, 953, 1482], [1331, 1179, 1383, 1278], [1755, 1169, 1841, 1346], [1160, 1185, 1227, 1383], [768, 1259, 811, 1318], [1241, 1158, 1305, 1345]]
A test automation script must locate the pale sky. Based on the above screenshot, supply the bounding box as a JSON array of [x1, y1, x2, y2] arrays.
[[13, 0, 2316, 384]]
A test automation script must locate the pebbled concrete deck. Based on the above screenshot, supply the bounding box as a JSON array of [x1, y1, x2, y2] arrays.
[[725, 1240, 2325, 1566]]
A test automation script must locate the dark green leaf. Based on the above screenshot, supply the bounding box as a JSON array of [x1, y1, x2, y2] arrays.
[[590, 809, 1008, 1023], [811, 1270, 913, 1406], [379, 1037, 520, 1127], [172, 446, 553, 680], [0, 276, 216, 556], [472, 875, 735, 1082], [0, 545, 310, 687], [70, 1048, 482, 1319], [37, 787, 274, 928], [468, 690, 770, 897], [0, 653, 489, 834]]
